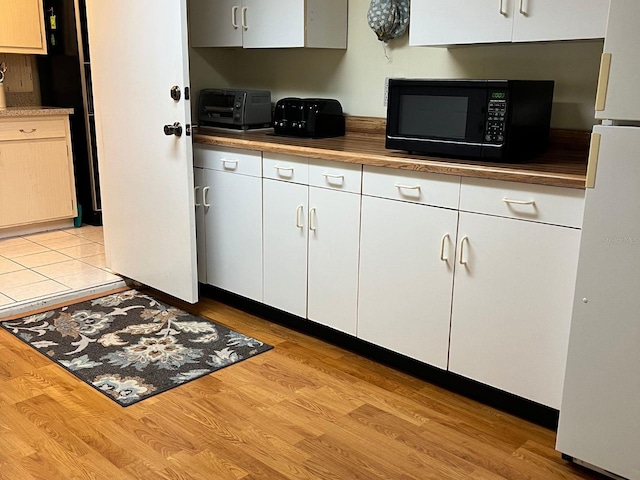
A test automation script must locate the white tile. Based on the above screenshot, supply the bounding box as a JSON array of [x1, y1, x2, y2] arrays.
[[0, 257, 26, 275], [0, 269, 49, 290], [32, 260, 100, 279], [1, 280, 70, 302], [0, 293, 14, 306], [78, 253, 108, 269], [0, 242, 50, 259], [12, 251, 73, 269], [57, 242, 105, 259], [23, 230, 75, 242], [0, 237, 32, 248], [56, 270, 123, 290], [29, 235, 93, 250]]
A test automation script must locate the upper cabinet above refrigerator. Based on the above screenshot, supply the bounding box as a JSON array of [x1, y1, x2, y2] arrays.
[[595, 0, 640, 122]]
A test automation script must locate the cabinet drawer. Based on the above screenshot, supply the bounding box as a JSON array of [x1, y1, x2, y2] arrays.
[[193, 145, 262, 177], [263, 153, 309, 184], [459, 178, 586, 228], [308, 158, 362, 194], [362, 165, 460, 209], [0, 118, 66, 141]]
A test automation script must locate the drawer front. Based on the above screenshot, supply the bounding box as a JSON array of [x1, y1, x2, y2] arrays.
[[362, 165, 460, 209], [308, 158, 362, 194], [193, 145, 262, 177], [263, 153, 309, 184], [0, 118, 67, 141], [460, 177, 586, 228]]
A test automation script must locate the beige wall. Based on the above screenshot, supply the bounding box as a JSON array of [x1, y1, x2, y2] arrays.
[[189, 0, 604, 130]]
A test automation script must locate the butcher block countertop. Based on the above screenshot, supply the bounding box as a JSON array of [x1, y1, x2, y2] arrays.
[[193, 116, 590, 189]]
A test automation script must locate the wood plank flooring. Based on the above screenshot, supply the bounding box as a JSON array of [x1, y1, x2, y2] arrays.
[[0, 292, 605, 480]]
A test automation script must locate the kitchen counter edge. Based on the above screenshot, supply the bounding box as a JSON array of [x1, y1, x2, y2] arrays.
[[193, 127, 589, 190], [0, 106, 74, 117]]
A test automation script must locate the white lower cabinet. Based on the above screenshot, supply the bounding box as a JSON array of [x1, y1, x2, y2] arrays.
[[358, 195, 458, 369], [449, 212, 581, 408], [193, 145, 263, 302], [263, 177, 309, 317], [263, 154, 362, 334], [193, 166, 208, 284], [357, 166, 461, 369]]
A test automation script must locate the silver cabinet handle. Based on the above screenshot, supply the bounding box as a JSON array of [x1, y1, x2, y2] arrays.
[[394, 183, 421, 190], [222, 159, 238, 170], [274, 165, 294, 172], [202, 186, 210, 208], [440, 234, 450, 262], [458, 236, 469, 266], [502, 197, 535, 206], [19, 128, 37, 134], [309, 208, 317, 232], [231, 6, 239, 28], [499, 0, 508, 16], [296, 205, 303, 229], [194, 186, 201, 207], [241, 6, 248, 30]]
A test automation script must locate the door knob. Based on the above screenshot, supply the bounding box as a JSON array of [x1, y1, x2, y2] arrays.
[[164, 122, 183, 137]]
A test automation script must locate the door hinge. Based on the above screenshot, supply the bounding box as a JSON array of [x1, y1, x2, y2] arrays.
[[186, 124, 191, 136], [185, 87, 190, 100]]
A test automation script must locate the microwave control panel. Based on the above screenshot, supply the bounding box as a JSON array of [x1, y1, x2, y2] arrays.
[[485, 93, 507, 144]]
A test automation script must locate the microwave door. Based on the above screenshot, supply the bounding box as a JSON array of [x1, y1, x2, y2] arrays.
[[388, 86, 487, 157]]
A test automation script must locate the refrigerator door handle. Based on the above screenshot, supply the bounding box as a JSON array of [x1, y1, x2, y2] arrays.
[[586, 133, 601, 189], [595, 53, 612, 112]]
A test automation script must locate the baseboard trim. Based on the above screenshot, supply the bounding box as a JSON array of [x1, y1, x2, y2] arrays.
[[200, 284, 560, 430]]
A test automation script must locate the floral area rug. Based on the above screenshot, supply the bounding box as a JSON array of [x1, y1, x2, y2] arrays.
[[0, 289, 272, 406]]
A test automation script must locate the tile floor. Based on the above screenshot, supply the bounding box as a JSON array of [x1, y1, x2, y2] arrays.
[[0, 226, 125, 316]]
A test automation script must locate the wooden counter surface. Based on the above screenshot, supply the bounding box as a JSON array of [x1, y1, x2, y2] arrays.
[[193, 118, 590, 189]]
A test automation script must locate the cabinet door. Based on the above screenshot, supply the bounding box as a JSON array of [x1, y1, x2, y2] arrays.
[[241, 0, 305, 48], [358, 196, 458, 369], [189, 0, 242, 47], [193, 167, 207, 284], [0, 139, 75, 228], [449, 212, 581, 408], [203, 169, 262, 302], [595, 0, 640, 123], [409, 0, 514, 46], [0, 0, 46, 54], [512, 0, 608, 42], [263, 179, 308, 317], [307, 187, 361, 335]]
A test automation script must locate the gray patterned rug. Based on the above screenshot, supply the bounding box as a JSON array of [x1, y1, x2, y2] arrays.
[[0, 289, 272, 406]]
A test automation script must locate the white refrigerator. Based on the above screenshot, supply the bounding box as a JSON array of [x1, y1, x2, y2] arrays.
[[556, 2, 640, 479]]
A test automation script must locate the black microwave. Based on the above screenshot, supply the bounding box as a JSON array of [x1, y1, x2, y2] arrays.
[[385, 79, 554, 162]]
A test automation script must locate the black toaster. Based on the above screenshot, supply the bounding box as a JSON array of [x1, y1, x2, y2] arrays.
[[273, 98, 345, 138]]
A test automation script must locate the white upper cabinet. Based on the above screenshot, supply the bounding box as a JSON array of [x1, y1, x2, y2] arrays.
[[410, 0, 515, 46], [410, 0, 609, 46], [188, 0, 348, 49], [512, 0, 609, 43], [595, 0, 640, 122]]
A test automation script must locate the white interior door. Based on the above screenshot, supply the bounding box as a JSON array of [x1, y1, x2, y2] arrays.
[[85, 0, 198, 303]]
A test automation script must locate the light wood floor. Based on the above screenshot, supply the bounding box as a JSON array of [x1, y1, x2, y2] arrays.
[[0, 292, 604, 480]]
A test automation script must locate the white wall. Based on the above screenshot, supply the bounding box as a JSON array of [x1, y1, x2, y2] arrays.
[[189, 0, 604, 130]]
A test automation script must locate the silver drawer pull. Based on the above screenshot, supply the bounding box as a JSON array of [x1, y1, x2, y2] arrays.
[[274, 165, 294, 172], [502, 197, 536, 206], [19, 128, 37, 134], [395, 183, 421, 190]]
